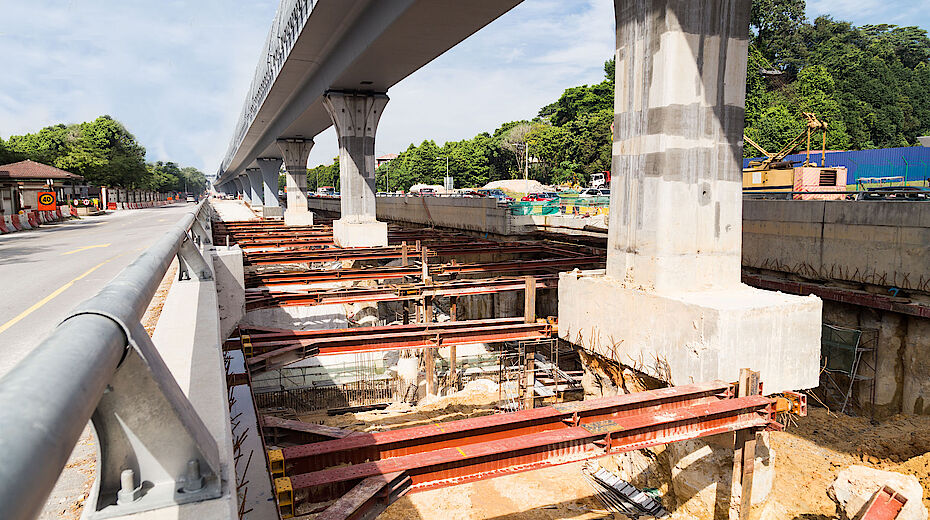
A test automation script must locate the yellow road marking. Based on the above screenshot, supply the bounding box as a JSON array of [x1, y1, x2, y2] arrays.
[[0, 255, 120, 335], [61, 243, 111, 255], [456, 447, 467, 457]]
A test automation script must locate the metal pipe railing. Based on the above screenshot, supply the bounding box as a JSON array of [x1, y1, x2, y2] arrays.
[[0, 200, 210, 520]]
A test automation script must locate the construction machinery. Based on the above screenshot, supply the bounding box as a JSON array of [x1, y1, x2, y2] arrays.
[[743, 112, 848, 200]]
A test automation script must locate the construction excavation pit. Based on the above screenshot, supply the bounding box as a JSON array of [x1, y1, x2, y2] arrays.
[[210, 201, 929, 520]]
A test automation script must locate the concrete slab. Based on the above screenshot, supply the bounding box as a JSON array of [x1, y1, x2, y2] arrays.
[[212, 246, 245, 342], [241, 303, 347, 331], [558, 270, 822, 394], [333, 219, 387, 248], [284, 210, 314, 226]]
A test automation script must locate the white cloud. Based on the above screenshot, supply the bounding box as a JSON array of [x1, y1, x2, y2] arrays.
[[0, 0, 275, 171]]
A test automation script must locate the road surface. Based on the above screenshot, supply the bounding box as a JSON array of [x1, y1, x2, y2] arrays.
[[0, 204, 194, 379]]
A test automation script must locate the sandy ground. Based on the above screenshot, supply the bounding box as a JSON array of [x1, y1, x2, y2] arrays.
[[40, 262, 177, 519], [293, 390, 930, 520], [768, 408, 930, 518]]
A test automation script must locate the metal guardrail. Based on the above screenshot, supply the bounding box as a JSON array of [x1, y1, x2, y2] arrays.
[[0, 200, 222, 520]]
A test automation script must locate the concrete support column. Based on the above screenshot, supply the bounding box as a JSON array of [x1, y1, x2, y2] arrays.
[[245, 168, 264, 208], [238, 175, 252, 204], [276, 139, 314, 226], [607, 0, 748, 293], [322, 91, 389, 248], [556, 0, 822, 395], [232, 178, 244, 200], [257, 158, 283, 218]]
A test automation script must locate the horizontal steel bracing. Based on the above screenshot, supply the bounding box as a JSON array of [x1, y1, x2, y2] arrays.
[[233, 318, 550, 372], [279, 381, 734, 475], [245, 274, 558, 309], [275, 388, 777, 506], [245, 257, 606, 288]]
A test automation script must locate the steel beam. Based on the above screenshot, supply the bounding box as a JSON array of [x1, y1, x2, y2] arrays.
[[743, 273, 930, 319], [277, 381, 733, 475], [244, 275, 559, 309], [245, 257, 605, 288], [282, 395, 776, 504], [241, 319, 550, 372]]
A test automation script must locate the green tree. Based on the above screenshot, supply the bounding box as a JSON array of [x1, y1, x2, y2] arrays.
[[750, 0, 808, 75]]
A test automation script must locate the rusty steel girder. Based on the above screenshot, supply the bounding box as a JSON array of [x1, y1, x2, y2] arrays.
[[236, 318, 551, 372], [276, 392, 777, 506], [244, 275, 559, 309], [277, 381, 734, 476], [245, 256, 605, 288], [743, 273, 930, 319]]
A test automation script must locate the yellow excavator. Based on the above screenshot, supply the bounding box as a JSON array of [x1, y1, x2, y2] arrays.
[[743, 112, 847, 198]]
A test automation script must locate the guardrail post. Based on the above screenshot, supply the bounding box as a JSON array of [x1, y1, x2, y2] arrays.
[[192, 217, 212, 247], [177, 235, 213, 281], [85, 321, 222, 518]]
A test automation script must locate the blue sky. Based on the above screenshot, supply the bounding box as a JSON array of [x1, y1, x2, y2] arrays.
[[0, 1, 926, 173]]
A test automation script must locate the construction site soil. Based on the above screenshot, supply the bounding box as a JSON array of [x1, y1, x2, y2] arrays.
[[300, 390, 930, 520]]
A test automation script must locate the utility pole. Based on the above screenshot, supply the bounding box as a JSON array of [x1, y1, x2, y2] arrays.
[[523, 143, 530, 194]]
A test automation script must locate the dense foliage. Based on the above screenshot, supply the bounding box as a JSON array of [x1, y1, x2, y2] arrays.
[[2, 115, 206, 192], [745, 5, 930, 155]]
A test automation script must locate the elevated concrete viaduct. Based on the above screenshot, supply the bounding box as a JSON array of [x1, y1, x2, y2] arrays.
[[214, 0, 524, 230]]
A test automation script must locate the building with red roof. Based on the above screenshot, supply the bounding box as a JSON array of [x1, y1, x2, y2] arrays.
[[0, 160, 84, 215]]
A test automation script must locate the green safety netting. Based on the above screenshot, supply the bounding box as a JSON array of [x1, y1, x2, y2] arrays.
[[509, 201, 560, 215]]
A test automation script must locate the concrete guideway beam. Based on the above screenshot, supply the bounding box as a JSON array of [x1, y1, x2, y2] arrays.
[[323, 91, 389, 248], [558, 0, 822, 394], [245, 167, 264, 208], [277, 138, 314, 226], [257, 158, 283, 218]]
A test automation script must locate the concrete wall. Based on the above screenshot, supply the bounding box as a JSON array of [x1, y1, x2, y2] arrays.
[[309, 196, 523, 235], [821, 300, 930, 418], [743, 200, 930, 292], [744, 199, 930, 417]]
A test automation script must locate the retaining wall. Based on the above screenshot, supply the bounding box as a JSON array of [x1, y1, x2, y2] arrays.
[[308, 196, 527, 236], [742, 200, 930, 293]]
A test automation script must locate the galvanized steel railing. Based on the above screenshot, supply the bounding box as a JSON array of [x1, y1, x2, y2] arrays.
[[0, 200, 220, 520]]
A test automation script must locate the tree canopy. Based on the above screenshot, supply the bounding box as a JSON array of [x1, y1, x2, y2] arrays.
[[746, 4, 930, 155], [2, 115, 205, 191]]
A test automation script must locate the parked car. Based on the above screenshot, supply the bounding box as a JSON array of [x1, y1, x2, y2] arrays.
[[578, 188, 610, 198], [186, 195, 196, 203], [316, 186, 336, 197], [521, 192, 559, 202], [476, 189, 514, 203], [417, 188, 437, 196], [459, 190, 486, 198]]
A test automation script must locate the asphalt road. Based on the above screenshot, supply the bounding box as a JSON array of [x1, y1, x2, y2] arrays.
[[0, 204, 194, 379]]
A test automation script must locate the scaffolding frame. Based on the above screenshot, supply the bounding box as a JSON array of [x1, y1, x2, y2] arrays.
[[816, 323, 877, 417]]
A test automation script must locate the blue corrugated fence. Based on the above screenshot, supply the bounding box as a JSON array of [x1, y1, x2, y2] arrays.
[[743, 146, 930, 185]]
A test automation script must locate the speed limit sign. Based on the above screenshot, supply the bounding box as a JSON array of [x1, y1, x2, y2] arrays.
[[38, 191, 57, 211]]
